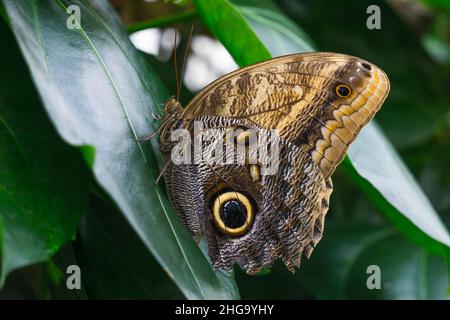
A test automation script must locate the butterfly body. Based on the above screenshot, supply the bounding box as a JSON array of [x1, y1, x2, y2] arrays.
[[159, 52, 389, 274]]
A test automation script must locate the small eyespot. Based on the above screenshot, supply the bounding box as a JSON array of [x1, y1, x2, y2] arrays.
[[335, 84, 352, 98], [361, 62, 372, 70], [211, 191, 254, 236]]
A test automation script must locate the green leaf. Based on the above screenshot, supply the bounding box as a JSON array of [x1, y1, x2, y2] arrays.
[[232, 0, 315, 54], [193, 0, 272, 66], [422, 0, 450, 12], [0, 17, 89, 285], [0, 1, 9, 27], [297, 225, 449, 299], [74, 195, 183, 299], [193, 0, 450, 255], [194, 0, 314, 67], [3, 0, 238, 299], [0, 259, 82, 299], [346, 123, 450, 250]]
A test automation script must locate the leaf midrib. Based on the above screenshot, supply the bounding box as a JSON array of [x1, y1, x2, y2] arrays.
[[35, 0, 211, 299], [156, 188, 206, 299], [53, 0, 147, 164], [78, 0, 163, 110]]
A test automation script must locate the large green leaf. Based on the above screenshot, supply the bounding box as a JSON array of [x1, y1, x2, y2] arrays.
[[232, 0, 315, 53], [3, 0, 239, 299], [193, 0, 450, 255], [73, 195, 183, 299], [0, 17, 89, 285], [194, 0, 271, 65], [346, 123, 450, 252], [298, 225, 449, 299], [0, 259, 82, 299], [422, 0, 450, 13]]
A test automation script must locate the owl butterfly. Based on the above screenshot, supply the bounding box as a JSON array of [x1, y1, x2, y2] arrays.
[[158, 52, 390, 274]]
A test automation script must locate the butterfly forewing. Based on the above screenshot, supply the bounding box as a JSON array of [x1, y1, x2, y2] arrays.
[[182, 52, 390, 178]]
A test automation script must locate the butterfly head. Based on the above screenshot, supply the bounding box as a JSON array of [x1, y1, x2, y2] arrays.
[[163, 96, 182, 114]]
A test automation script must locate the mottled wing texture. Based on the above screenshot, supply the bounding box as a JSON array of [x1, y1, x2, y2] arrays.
[[183, 52, 390, 178], [161, 52, 390, 274]]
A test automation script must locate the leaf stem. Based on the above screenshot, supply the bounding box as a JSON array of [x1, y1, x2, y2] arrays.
[[127, 8, 197, 33]]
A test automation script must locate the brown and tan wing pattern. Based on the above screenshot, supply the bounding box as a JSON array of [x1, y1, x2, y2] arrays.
[[160, 52, 390, 274], [163, 116, 333, 274], [182, 52, 390, 178]]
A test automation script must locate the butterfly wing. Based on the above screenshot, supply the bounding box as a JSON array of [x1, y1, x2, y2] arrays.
[[163, 115, 333, 273], [161, 52, 390, 274], [182, 52, 390, 178]]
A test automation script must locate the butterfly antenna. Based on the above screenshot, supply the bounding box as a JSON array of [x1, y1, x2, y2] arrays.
[[173, 29, 180, 100], [156, 160, 171, 184], [177, 25, 194, 101]]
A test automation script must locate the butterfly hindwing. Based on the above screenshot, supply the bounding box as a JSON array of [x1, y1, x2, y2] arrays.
[[163, 115, 330, 273]]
